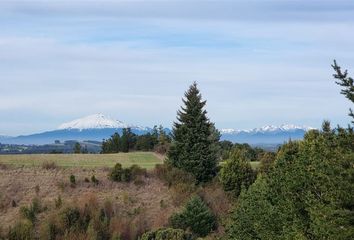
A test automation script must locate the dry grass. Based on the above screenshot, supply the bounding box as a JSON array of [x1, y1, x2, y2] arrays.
[[0, 166, 177, 230], [0, 152, 162, 169]]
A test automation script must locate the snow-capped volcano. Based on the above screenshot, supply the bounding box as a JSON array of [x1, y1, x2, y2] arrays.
[[58, 114, 128, 130], [220, 124, 315, 134]]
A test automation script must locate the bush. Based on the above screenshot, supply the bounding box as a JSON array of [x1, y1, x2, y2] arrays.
[[55, 195, 62, 209], [40, 218, 62, 240], [219, 150, 256, 197], [70, 175, 76, 187], [91, 175, 99, 185], [170, 196, 216, 237], [109, 163, 124, 181], [7, 220, 34, 240], [140, 228, 191, 240], [121, 168, 132, 182], [60, 207, 86, 230], [20, 197, 42, 223], [109, 163, 146, 183]]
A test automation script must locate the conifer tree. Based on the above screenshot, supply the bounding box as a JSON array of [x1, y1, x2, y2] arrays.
[[167, 82, 219, 183], [332, 60, 354, 123]]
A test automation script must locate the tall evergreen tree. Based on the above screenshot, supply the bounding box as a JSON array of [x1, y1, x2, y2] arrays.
[[332, 60, 354, 123], [167, 82, 219, 183]]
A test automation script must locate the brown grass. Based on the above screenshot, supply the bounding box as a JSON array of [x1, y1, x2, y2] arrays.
[[0, 166, 178, 231]]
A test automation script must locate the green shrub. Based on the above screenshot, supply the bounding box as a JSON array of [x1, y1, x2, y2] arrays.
[[170, 196, 216, 237], [91, 175, 99, 185], [70, 175, 76, 186], [109, 163, 146, 182], [7, 220, 34, 240], [121, 168, 132, 182], [109, 163, 124, 181], [20, 197, 42, 223], [55, 195, 62, 209], [140, 228, 191, 240], [219, 149, 256, 197], [60, 206, 90, 232], [40, 218, 61, 240]]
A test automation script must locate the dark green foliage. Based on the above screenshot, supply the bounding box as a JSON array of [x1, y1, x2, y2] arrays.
[[219, 149, 256, 197], [109, 163, 123, 181], [170, 196, 216, 237], [332, 60, 354, 122], [140, 228, 192, 240], [259, 151, 276, 174], [109, 163, 146, 182], [101, 126, 171, 154], [167, 82, 219, 183], [60, 206, 91, 232], [55, 195, 62, 209], [7, 221, 34, 240], [74, 142, 81, 153], [227, 124, 354, 240], [70, 174, 76, 186], [91, 175, 99, 185], [20, 197, 42, 223], [219, 140, 233, 160], [121, 168, 132, 182]]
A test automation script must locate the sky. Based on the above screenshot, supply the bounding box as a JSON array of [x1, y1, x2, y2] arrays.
[[0, 0, 354, 135]]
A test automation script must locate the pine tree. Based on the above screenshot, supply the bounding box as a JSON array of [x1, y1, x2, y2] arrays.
[[167, 82, 219, 183], [120, 128, 129, 152], [332, 60, 354, 123]]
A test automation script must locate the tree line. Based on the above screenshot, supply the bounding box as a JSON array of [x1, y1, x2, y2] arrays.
[[101, 126, 171, 154]]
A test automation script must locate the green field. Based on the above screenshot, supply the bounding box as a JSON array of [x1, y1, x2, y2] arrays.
[[0, 152, 163, 169]]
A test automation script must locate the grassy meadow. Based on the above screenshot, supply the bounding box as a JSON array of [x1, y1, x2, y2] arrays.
[[0, 152, 163, 169]]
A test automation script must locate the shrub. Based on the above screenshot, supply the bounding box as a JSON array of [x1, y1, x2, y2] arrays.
[[20, 197, 42, 223], [140, 228, 191, 240], [55, 195, 62, 209], [121, 168, 132, 182], [109, 163, 146, 182], [170, 196, 216, 237], [109, 163, 124, 181], [219, 150, 256, 197], [40, 218, 62, 240], [130, 164, 147, 179], [7, 220, 34, 240], [91, 175, 99, 185], [60, 206, 85, 231], [70, 175, 76, 187]]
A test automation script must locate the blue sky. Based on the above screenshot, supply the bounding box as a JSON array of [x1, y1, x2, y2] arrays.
[[0, 0, 354, 135]]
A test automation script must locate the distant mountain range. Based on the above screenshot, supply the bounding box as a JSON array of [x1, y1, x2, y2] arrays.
[[0, 114, 315, 145], [220, 124, 315, 144]]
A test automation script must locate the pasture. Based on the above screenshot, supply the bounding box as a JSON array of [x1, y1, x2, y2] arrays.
[[0, 152, 163, 169]]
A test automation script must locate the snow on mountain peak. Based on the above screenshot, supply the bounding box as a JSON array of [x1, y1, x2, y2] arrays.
[[58, 114, 128, 130], [220, 124, 315, 134]]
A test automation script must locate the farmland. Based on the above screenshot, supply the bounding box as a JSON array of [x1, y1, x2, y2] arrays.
[[0, 152, 163, 169]]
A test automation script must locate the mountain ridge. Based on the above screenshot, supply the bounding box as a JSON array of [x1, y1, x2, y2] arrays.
[[0, 114, 316, 145]]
